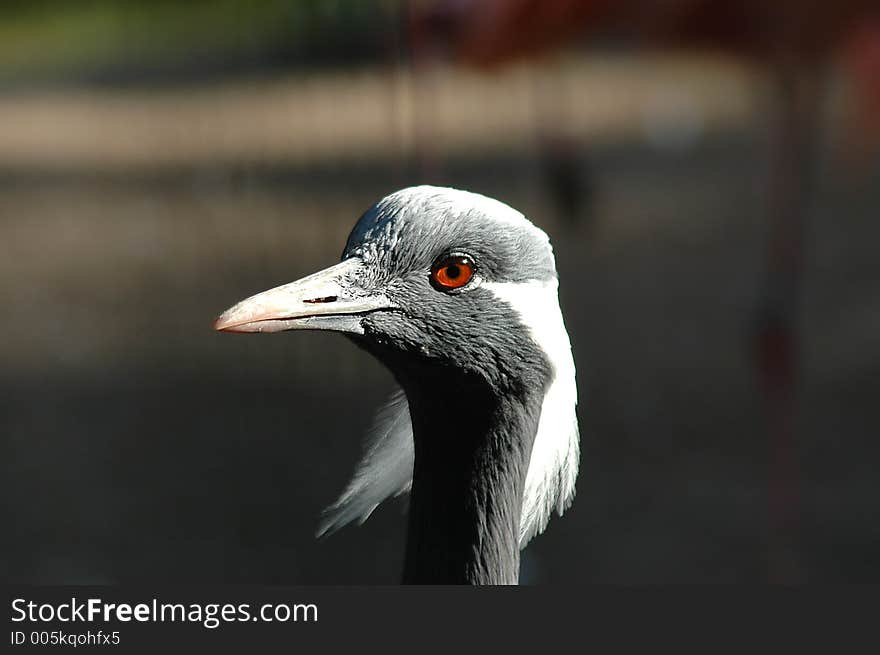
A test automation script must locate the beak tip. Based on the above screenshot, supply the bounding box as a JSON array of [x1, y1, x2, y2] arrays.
[[213, 312, 235, 332], [213, 307, 265, 333]]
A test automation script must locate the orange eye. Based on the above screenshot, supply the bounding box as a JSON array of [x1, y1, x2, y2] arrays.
[[430, 255, 475, 291]]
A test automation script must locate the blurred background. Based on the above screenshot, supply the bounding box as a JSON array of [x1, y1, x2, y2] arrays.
[[2, 0, 879, 584]]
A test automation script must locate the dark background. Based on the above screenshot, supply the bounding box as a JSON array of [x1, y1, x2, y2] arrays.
[[2, 0, 879, 584]]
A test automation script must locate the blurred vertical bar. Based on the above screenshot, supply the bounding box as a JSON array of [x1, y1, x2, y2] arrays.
[[755, 54, 824, 584]]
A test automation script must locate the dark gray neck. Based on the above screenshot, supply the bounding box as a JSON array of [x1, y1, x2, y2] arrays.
[[399, 375, 543, 585]]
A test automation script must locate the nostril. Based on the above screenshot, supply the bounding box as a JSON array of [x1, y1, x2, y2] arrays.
[[303, 296, 337, 304]]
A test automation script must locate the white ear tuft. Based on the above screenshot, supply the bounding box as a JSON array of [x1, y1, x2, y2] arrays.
[[483, 278, 580, 547]]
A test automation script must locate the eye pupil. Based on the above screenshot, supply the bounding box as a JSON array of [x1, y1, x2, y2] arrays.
[[446, 264, 460, 279]]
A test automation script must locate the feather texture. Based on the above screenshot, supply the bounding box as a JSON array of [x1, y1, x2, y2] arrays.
[[316, 389, 413, 538]]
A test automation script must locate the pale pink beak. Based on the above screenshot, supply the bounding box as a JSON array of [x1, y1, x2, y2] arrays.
[[214, 258, 394, 335]]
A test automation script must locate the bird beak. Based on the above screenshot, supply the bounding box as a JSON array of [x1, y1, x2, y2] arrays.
[[213, 257, 393, 335]]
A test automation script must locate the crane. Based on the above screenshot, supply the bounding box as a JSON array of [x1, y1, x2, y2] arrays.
[[214, 186, 580, 584]]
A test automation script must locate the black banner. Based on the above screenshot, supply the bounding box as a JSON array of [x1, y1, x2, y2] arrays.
[[3, 585, 877, 653]]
